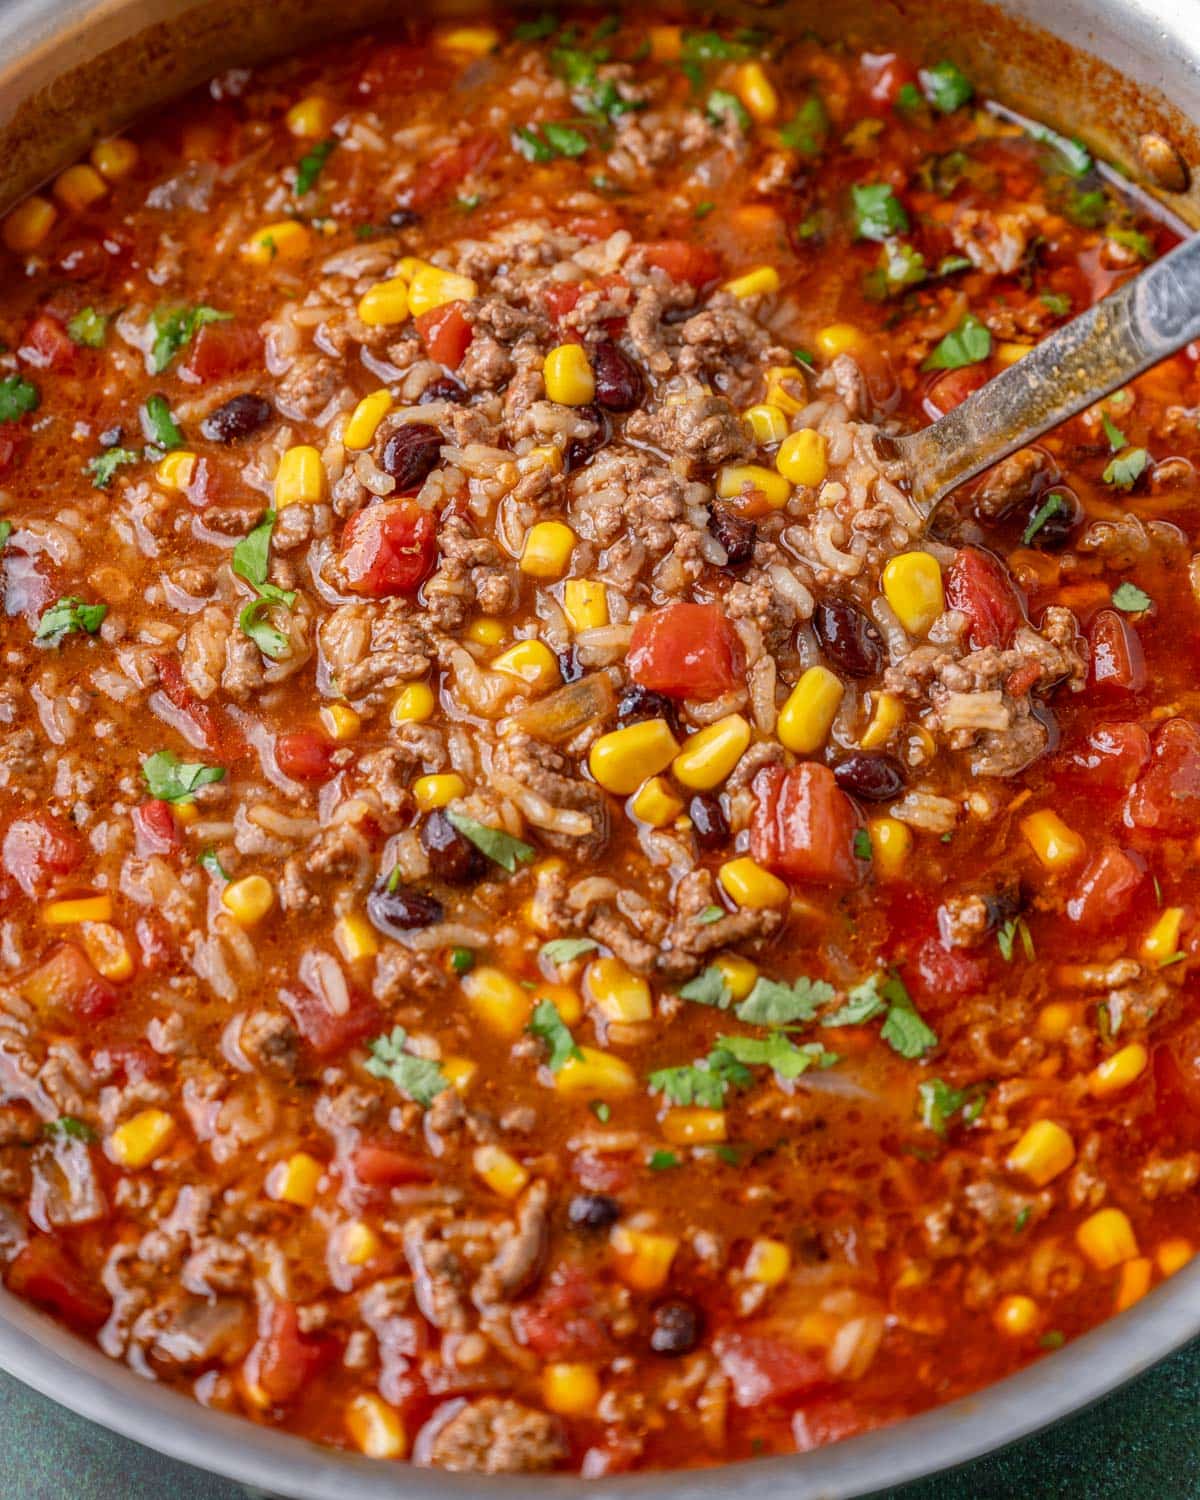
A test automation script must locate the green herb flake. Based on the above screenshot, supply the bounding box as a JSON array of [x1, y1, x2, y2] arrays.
[[0, 520, 11, 551], [1108, 225, 1154, 261], [543, 121, 590, 157], [143, 394, 183, 451], [149, 304, 231, 375], [34, 596, 107, 646], [823, 973, 888, 1027], [895, 82, 924, 116], [528, 997, 584, 1072], [693, 200, 716, 219], [1022, 492, 1067, 546], [717, 1031, 840, 1080], [87, 445, 140, 489], [1112, 581, 1152, 614], [1039, 289, 1072, 316], [649, 1048, 752, 1108], [649, 1149, 680, 1171], [853, 827, 873, 861], [295, 138, 337, 197], [736, 974, 834, 1026], [450, 946, 475, 975], [1101, 412, 1128, 452], [197, 848, 229, 881], [364, 1025, 449, 1107], [917, 1077, 985, 1136], [513, 12, 558, 41], [0, 375, 40, 425], [238, 598, 291, 661], [1065, 187, 1108, 228], [921, 312, 992, 371], [864, 238, 927, 299], [873, 970, 938, 1058], [1102, 447, 1148, 490], [67, 307, 109, 348], [590, 1099, 611, 1123], [707, 90, 751, 131], [43, 1116, 98, 1144], [457, 193, 484, 212], [141, 750, 225, 803], [540, 936, 599, 966], [1027, 121, 1093, 178], [920, 60, 973, 113], [1040, 1330, 1066, 1350], [694, 904, 725, 925], [851, 182, 910, 242], [1014, 1205, 1032, 1233], [444, 808, 535, 873], [779, 94, 829, 155], [680, 966, 733, 1009], [792, 348, 814, 367], [935, 254, 973, 277]]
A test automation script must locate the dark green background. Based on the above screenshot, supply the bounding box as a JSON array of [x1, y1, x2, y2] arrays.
[[2, 1347, 1197, 1499]]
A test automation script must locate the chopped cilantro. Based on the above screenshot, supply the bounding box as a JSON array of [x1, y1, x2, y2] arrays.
[[295, 138, 336, 197], [864, 239, 927, 299], [693, 200, 715, 219], [450, 946, 475, 975], [0, 520, 11, 550], [232, 510, 277, 591], [457, 193, 484, 212], [34, 596, 107, 646], [880, 975, 939, 1059], [1039, 289, 1072, 316], [680, 29, 759, 64], [142, 394, 183, 451], [364, 1025, 449, 1107], [589, 1099, 611, 1123], [513, 121, 588, 161], [851, 182, 910, 242], [540, 936, 599, 966], [779, 94, 828, 155], [1102, 412, 1128, 451], [43, 1116, 97, 1143], [823, 973, 888, 1027], [1103, 448, 1148, 490], [67, 307, 108, 348], [1112, 581, 1152, 613], [445, 808, 535, 872], [141, 750, 225, 802], [1108, 225, 1154, 261], [649, 1048, 752, 1108], [238, 598, 291, 661], [735, 974, 834, 1026], [695, 904, 724, 924], [707, 90, 751, 131], [935, 254, 973, 277], [149, 304, 231, 374], [528, 998, 583, 1071], [87, 445, 140, 489], [1065, 187, 1108, 228], [198, 848, 229, 881], [232, 510, 297, 656], [0, 375, 40, 424], [679, 966, 733, 1009], [921, 312, 991, 371], [853, 827, 873, 861], [649, 1149, 680, 1171], [1040, 1330, 1066, 1350], [920, 60, 973, 113], [895, 82, 924, 116], [918, 1077, 986, 1135], [712, 1143, 741, 1165], [717, 1031, 840, 1079], [997, 916, 1035, 962], [1014, 1205, 1032, 1233], [551, 43, 639, 122], [918, 148, 970, 197], [1027, 121, 1093, 178], [1022, 493, 1067, 546], [513, 12, 558, 40], [793, 348, 814, 367]]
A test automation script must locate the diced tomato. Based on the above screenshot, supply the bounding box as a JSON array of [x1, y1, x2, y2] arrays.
[[1065, 721, 1150, 794], [2, 814, 85, 897], [1065, 844, 1145, 928], [566, 210, 625, 241], [945, 546, 1024, 650], [415, 302, 473, 370], [638, 240, 722, 288], [573, 1151, 635, 1194], [714, 1330, 831, 1408], [543, 283, 582, 324], [7, 1237, 111, 1333], [793, 1398, 890, 1452], [398, 133, 499, 210], [340, 500, 438, 598], [1088, 609, 1146, 700], [859, 51, 919, 112], [179, 322, 263, 384], [132, 799, 181, 858], [911, 935, 988, 1002], [627, 603, 744, 702], [19, 315, 75, 373], [750, 764, 860, 887], [351, 1145, 432, 1188], [153, 652, 240, 759], [244, 1299, 339, 1407], [286, 988, 381, 1057], [21, 942, 95, 1015], [73, 978, 119, 1024], [91, 1041, 162, 1084], [515, 1263, 610, 1361], [1126, 719, 1200, 835], [275, 730, 334, 783], [922, 365, 987, 419], [358, 43, 451, 97]]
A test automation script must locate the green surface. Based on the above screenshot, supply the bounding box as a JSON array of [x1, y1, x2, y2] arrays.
[[2, 1347, 1198, 1498]]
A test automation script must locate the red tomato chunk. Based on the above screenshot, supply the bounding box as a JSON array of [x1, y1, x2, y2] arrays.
[[340, 501, 438, 597], [945, 546, 1024, 650], [750, 764, 860, 886], [627, 603, 744, 701]]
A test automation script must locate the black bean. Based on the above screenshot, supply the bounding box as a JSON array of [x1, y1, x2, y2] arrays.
[[380, 424, 444, 491], [707, 505, 756, 566], [419, 375, 466, 405], [592, 341, 643, 412], [367, 880, 443, 938], [387, 208, 420, 229], [650, 1299, 701, 1356], [419, 810, 485, 885], [568, 1193, 620, 1230], [564, 403, 610, 472], [200, 393, 272, 444], [813, 598, 884, 679], [833, 752, 906, 802], [689, 794, 728, 851], [1021, 487, 1081, 552], [617, 685, 679, 736]]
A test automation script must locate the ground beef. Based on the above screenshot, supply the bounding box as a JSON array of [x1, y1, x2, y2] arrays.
[[494, 732, 610, 860], [973, 448, 1053, 518], [424, 1396, 565, 1474], [625, 390, 751, 475]]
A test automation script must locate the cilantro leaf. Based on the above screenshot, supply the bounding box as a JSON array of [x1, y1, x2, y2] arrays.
[[450, 946, 475, 974], [895, 82, 924, 116], [0, 375, 40, 424], [1102, 448, 1148, 490], [87, 445, 140, 489], [141, 749, 225, 802], [921, 312, 992, 371], [1027, 121, 1093, 178], [364, 1025, 449, 1107], [851, 182, 910, 242], [233, 511, 296, 656], [512, 125, 556, 162], [997, 917, 1035, 963], [43, 1115, 98, 1143], [149, 305, 231, 374], [295, 138, 337, 197], [445, 808, 534, 872], [1101, 412, 1127, 451], [680, 29, 759, 63], [679, 966, 733, 1008], [918, 1077, 986, 1135], [1022, 493, 1067, 546], [649, 1149, 680, 1171], [0, 520, 11, 550], [707, 90, 751, 131], [543, 121, 589, 157], [879, 971, 938, 1058], [853, 828, 873, 861], [590, 1100, 611, 1123], [1065, 187, 1108, 228], [232, 510, 276, 590], [735, 975, 833, 1026], [1112, 581, 1152, 613], [540, 937, 599, 966], [34, 596, 107, 645], [864, 238, 927, 299], [779, 94, 828, 155], [198, 848, 229, 881], [528, 998, 583, 1071], [1108, 226, 1154, 262], [238, 598, 291, 661], [823, 972, 888, 1027], [67, 307, 108, 348], [717, 1031, 840, 1079], [142, 394, 183, 451], [920, 60, 973, 113], [649, 1048, 752, 1108], [1039, 289, 1072, 316]]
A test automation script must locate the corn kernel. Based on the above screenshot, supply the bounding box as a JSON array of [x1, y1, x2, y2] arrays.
[[629, 775, 684, 828], [274, 445, 326, 506], [492, 639, 561, 693], [701, 958, 754, 1008], [90, 138, 139, 180], [1020, 809, 1085, 873], [1115, 1256, 1153, 1312], [270, 1151, 324, 1207], [44, 894, 112, 926], [765, 364, 807, 415], [221, 874, 275, 927], [1007, 1119, 1075, 1187], [1157, 1238, 1194, 1276], [1036, 1001, 1077, 1041], [778, 667, 844, 755], [1077, 1207, 1139, 1270], [441, 1056, 478, 1093], [648, 24, 683, 60], [438, 24, 500, 54], [719, 856, 789, 909], [1089, 1042, 1148, 1097], [520, 521, 576, 579], [357, 276, 410, 327], [391, 681, 436, 723], [466, 617, 506, 648], [334, 913, 378, 964], [109, 1108, 175, 1169], [995, 340, 1033, 367], [585, 957, 651, 1023], [343, 389, 394, 448], [518, 443, 563, 476], [155, 451, 196, 491], [994, 1294, 1039, 1337], [814, 323, 866, 360], [745, 1237, 791, 1286], [533, 981, 583, 1027], [285, 95, 334, 138], [860, 691, 904, 750], [867, 816, 911, 879], [3, 196, 57, 254], [742, 403, 789, 445], [611, 1225, 679, 1291], [544, 343, 595, 406], [342, 1220, 381, 1267], [716, 463, 791, 509], [1142, 906, 1185, 966], [80, 922, 133, 981], [734, 61, 779, 124], [345, 1393, 406, 1460], [662, 1107, 726, 1144], [413, 773, 466, 812], [882, 551, 945, 636], [54, 164, 108, 213], [320, 703, 360, 741], [723, 266, 781, 299], [563, 578, 609, 632], [776, 428, 828, 487], [473, 1143, 529, 1199], [242, 220, 311, 266], [672, 714, 751, 791], [462, 965, 532, 1039], [173, 801, 200, 825], [589, 719, 679, 796], [407, 266, 478, 318], [554, 1046, 637, 1097], [542, 1362, 600, 1417]]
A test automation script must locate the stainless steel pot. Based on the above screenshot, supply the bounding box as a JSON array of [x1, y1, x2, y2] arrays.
[[1, 0, 1199, 1494]]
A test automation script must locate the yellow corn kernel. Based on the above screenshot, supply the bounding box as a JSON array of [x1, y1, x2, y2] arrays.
[[492, 639, 561, 693], [1020, 809, 1085, 873], [109, 1109, 175, 1169], [589, 719, 680, 796], [80, 922, 133, 981], [672, 714, 752, 791], [343, 389, 394, 449], [716, 463, 791, 509], [630, 775, 684, 828], [542, 1362, 600, 1417], [357, 276, 411, 327], [3, 196, 57, 254], [723, 266, 780, 299], [714, 954, 758, 1003], [533, 981, 583, 1027], [285, 95, 334, 138], [462, 965, 532, 1039], [274, 444, 326, 506], [407, 266, 477, 318], [814, 322, 866, 360], [742, 403, 789, 445], [466, 617, 506, 648], [520, 521, 576, 579], [994, 1294, 1039, 1337], [562, 579, 609, 632], [1077, 1207, 1139, 1271], [342, 1220, 381, 1267], [868, 816, 911, 879], [473, 1143, 529, 1199], [778, 666, 844, 754], [155, 451, 196, 491], [441, 1056, 478, 1093], [719, 856, 789, 909], [1036, 1001, 1078, 1041], [173, 801, 200, 826], [764, 364, 807, 415], [734, 61, 779, 124], [44, 895, 112, 926], [1142, 906, 1185, 966], [776, 429, 828, 488], [345, 1393, 407, 1461], [1089, 1042, 1148, 1097], [995, 340, 1033, 367], [1115, 1256, 1153, 1312], [1157, 1238, 1194, 1276], [554, 1046, 637, 1098], [90, 138, 139, 181], [648, 24, 683, 60], [438, 24, 500, 54], [662, 1107, 726, 1145], [543, 343, 595, 406], [585, 957, 652, 1023], [611, 1225, 679, 1291], [860, 691, 904, 751], [519, 443, 563, 476], [882, 551, 945, 636], [391, 681, 436, 724], [414, 773, 466, 811], [745, 1237, 791, 1286], [54, 164, 108, 213], [1007, 1119, 1075, 1187], [220, 874, 275, 927], [320, 703, 360, 741], [270, 1151, 324, 1207], [242, 220, 311, 266], [334, 913, 379, 964]]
